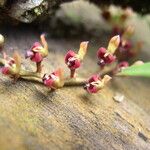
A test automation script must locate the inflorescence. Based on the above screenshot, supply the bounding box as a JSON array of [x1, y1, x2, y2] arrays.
[[0, 30, 141, 94]]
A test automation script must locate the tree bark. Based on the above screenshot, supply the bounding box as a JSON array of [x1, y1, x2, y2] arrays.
[[0, 26, 149, 150]]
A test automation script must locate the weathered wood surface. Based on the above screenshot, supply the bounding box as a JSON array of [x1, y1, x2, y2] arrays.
[[0, 26, 150, 150]]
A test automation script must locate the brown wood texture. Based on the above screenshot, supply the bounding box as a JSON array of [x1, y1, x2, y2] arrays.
[[0, 26, 149, 150]]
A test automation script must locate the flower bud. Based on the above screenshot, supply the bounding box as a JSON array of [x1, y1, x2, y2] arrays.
[[97, 47, 107, 59]]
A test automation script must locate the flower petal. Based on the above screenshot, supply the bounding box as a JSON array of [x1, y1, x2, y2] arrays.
[[31, 52, 43, 62], [78, 41, 89, 60], [65, 50, 76, 63], [107, 35, 120, 54]]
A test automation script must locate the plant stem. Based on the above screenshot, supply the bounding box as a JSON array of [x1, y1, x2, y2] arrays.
[[70, 69, 75, 78], [64, 77, 86, 86], [0, 57, 118, 87], [99, 62, 117, 76], [36, 62, 42, 73]]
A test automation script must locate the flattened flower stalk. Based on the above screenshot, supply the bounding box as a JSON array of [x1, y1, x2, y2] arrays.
[[1, 52, 21, 82], [97, 35, 120, 68], [25, 34, 48, 73], [65, 41, 89, 78]]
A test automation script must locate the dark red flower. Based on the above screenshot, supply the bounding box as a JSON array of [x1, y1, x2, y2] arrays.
[[84, 74, 112, 94], [1, 67, 10, 75], [1, 52, 21, 76], [97, 36, 120, 68], [42, 69, 64, 89], [97, 47, 116, 67], [25, 34, 48, 63], [84, 75, 100, 93], [65, 50, 81, 70], [97, 47, 106, 59]]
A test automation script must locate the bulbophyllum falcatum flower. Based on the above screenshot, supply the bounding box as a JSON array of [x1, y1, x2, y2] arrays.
[[84, 74, 112, 93], [1, 52, 21, 81], [97, 35, 120, 68], [42, 68, 64, 90], [65, 41, 89, 78], [25, 34, 48, 73]]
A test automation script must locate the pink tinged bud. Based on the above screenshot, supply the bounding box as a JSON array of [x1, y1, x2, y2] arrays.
[[104, 54, 116, 64], [31, 42, 41, 50], [88, 74, 101, 83], [65, 50, 76, 63], [65, 50, 81, 70], [118, 61, 129, 69], [97, 47, 107, 59], [1, 67, 10, 75], [31, 52, 43, 63], [25, 50, 34, 59]]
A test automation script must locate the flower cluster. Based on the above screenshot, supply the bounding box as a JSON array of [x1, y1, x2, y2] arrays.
[[102, 6, 134, 36], [25, 34, 48, 73], [0, 33, 138, 94], [102, 6, 142, 61]]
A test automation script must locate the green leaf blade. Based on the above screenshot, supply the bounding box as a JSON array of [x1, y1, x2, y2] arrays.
[[118, 62, 150, 77]]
